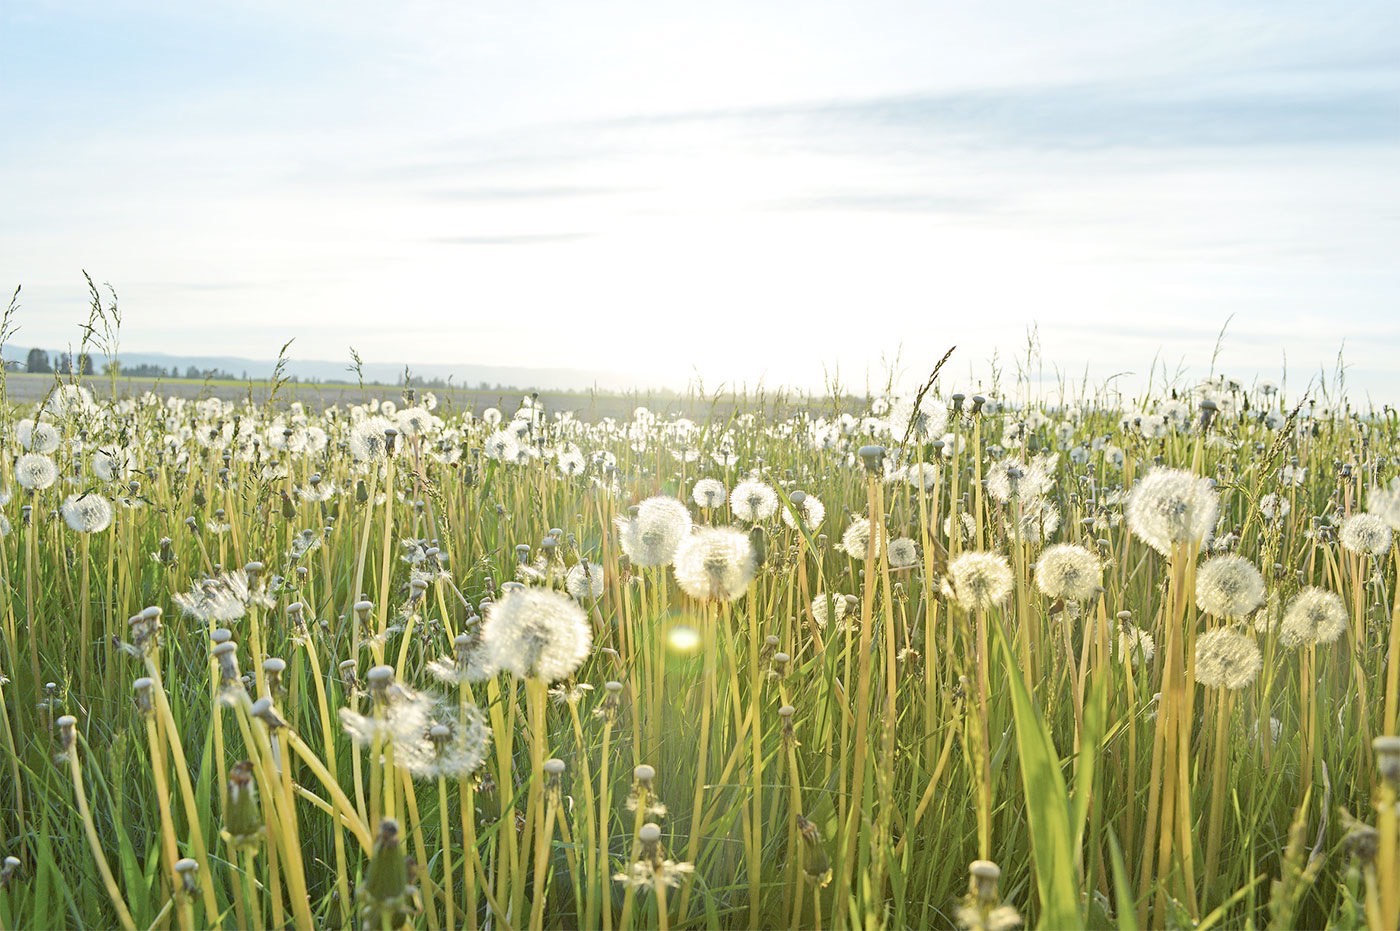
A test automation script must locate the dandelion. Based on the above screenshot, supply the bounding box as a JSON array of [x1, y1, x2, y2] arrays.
[[1260, 493, 1290, 522], [565, 560, 605, 600], [1117, 625, 1156, 666], [1033, 544, 1101, 602], [348, 416, 397, 462], [943, 552, 1014, 611], [17, 420, 61, 454], [1195, 555, 1266, 618], [15, 453, 58, 491], [1279, 587, 1348, 647], [955, 860, 1023, 931], [672, 527, 757, 602], [691, 478, 727, 510], [838, 517, 883, 560], [1125, 467, 1219, 556], [1339, 512, 1392, 556], [780, 491, 826, 531], [616, 497, 691, 567], [905, 462, 939, 492], [986, 453, 1056, 503], [479, 586, 591, 682], [61, 493, 113, 533], [92, 446, 139, 483], [810, 593, 850, 629], [730, 479, 778, 522], [887, 537, 919, 569], [426, 632, 497, 685], [1194, 629, 1262, 689], [222, 761, 264, 849], [358, 819, 418, 929], [1366, 479, 1400, 530], [614, 823, 694, 892]]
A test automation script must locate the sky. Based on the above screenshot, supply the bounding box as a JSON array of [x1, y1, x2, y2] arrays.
[[2, 1, 1398, 403]]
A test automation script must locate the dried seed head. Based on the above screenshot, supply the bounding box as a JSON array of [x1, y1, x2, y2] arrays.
[[132, 677, 155, 716], [56, 715, 78, 752], [1376, 736, 1400, 784]]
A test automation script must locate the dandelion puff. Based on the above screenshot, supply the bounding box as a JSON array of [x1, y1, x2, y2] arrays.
[[1339, 513, 1392, 556], [943, 552, 1014, 611], [616, 497, 691, 567], [1366, 479, 1400, 531], [887, 537, 919, 569], [1259, 493, 1290, 523], [691, 478, 727, 510], [672, 527, 757, 602], [565, 560, 605, 600], [809, 593, 849, 629], [730, 480, 778, 522], [1033, 544, 1101, 602], [349, 416, 397, 462], [1195, 555, 1266, 618], [61, 493, 113, 533], [15, 453, 58, 491], [838, 517, 884, 560], [1117, 626, 1156, 666], [906, 462, 939, 492], [1279, 587, 1347, 647], [1194, 629, 1262, 689], [17, 420, 61, 454], [888, 395, 948, 442], [1125, 467, 1219, 556], [780, 493, 826, 531], [480, 587, 591, 682]]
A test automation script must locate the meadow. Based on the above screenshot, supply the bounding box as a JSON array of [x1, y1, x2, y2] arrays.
[[0, 360, 1397, 931]]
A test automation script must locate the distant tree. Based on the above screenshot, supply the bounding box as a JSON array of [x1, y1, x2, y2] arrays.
[[186, 365, 202, 380], [56, 352, 72, 374], [25, 348, 51, 373]]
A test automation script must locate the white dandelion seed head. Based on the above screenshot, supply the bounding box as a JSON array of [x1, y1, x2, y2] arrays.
[[691, 478, 727, 510], [672, 527, 757, 602], [480, 587, 591, 682], [888, 395, 948, 442], [348, 416, 397, 462], [17, 419, 61, 454], [838, 517, 884, 560], [809, 592, 849, 629], [780, 493, 825, 531], [943, 552, 1014, 611], [887, 537, 920, 569], [905, 462, 939, 492], [986, 453, 1057, 504], [61, 493, 113, 533], [616, 496, 692, 567], [1366, 480, 1400, 531], [1279, 587, 1348, 647], [1259, 493, 1291, 522], [565, 561, 606, 600], [1194, 629, 1262, 690], [1116, 626, 1156, 667], [15, 453, 59, 491], [1125, 468, 1219, 556], [1033, 544, 1102, 602], [1195, 555, 1266, 618], [729, 480, 778, 522], [1339, 512, 1392, 556]]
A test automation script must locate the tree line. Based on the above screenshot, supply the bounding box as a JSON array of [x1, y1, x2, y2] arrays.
[[16, 348, 241, 381]]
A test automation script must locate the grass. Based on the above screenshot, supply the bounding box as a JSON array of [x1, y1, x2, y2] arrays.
[[0, 369, 1396, 930]]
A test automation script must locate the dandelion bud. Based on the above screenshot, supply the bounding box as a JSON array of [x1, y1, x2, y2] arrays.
[[359, 819, 413, 925], [795, 814, 832, 887], [353, 600, 374, 623], [1376, 736, 1400, 784], [132, 677, 155, 716], [262, 658, 287, 697], [339, 660, 359, 691], [858, 445, 886, 473], [174, 858, 199, 895], [223, 761, 263, 849], [158, 537, 175, 565]]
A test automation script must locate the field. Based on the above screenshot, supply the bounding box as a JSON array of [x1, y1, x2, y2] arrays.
[[0, 367, 1397, 930]]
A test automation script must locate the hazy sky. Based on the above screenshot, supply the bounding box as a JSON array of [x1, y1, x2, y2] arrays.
[[3, 1, 1398, 401]]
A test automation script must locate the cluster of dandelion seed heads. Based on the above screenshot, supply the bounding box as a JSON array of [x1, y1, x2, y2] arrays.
[[672, 527, 757, 602], [1366, 479, 1400, 531], [943, 552, 1014, 612], [1279, 586, 1348, 647], [1125, 467, 1219, 556], [1033, 544, 1101, 602], [1195, 555, 1266, 618], [1194, 629, 1262, 689], [479, 586, 591, 682]]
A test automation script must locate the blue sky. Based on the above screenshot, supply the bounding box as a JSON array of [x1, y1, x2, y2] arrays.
[[3, 1, 1398, 401]]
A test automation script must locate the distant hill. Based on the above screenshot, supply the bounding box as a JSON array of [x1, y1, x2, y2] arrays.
[[1, 346, 662, 393]]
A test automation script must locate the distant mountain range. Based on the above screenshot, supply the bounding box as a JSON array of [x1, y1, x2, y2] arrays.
[[2, 346, 666, 393]]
